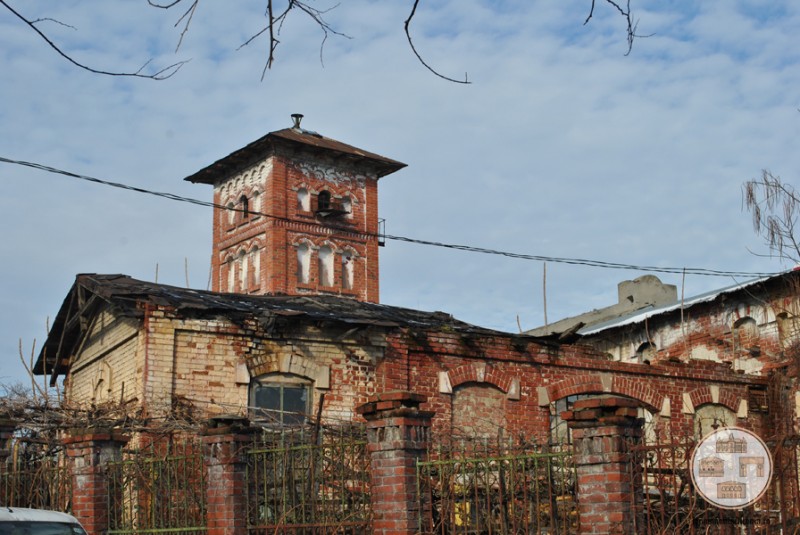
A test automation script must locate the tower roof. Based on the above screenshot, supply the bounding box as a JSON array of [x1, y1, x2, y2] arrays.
[[184, 124, 406, 185]]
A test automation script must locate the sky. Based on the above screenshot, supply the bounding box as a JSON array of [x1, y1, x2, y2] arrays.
[[1, 1, 799, 387]]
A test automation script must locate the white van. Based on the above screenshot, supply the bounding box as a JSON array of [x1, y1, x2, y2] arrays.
[[0, 507, 88, 534]]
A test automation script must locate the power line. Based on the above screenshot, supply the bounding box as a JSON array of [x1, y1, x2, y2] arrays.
[[1, 155, 781, 279]]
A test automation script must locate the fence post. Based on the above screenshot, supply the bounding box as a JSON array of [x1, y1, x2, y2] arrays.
[[202, 415, 257, 535], [357, 391, 433, 535], [63, 428, 129, 535], [562, 395, 643, 535], [0, 417, 17, 504]]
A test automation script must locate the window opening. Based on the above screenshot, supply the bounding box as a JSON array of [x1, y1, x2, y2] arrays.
[[251, 247, 261, 287], [297, 188, 310, 212], [240, 195, 249, 219], [342, 253, 354, 290], [226, 256, 235, 291], [635, 342, 656, 363], [251, 375, 311, 425], [733, 317, 759, 352], [296, 243, 310, 284], [318, 246, 334, 287], [238, 250, 248, 291], [317, 190, 331, 211]]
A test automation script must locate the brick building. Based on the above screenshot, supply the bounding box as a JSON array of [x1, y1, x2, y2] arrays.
[[33, 116, 796, 443], [26, 117, 800, 534]]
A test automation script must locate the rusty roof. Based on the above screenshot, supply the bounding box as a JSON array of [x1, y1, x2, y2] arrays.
[[184, 127, 406, 185], [34, 274, 513, 377]]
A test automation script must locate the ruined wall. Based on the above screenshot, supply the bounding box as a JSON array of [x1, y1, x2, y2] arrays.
[[583, 280, 800, 374], [66, 308, 142, 406], [378, 329, 770, 444]]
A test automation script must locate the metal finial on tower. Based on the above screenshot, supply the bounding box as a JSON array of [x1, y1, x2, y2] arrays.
[[291, 113, 304, 129]]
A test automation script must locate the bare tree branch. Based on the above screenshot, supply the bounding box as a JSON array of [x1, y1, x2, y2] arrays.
[[744, 170, 800, 263], [0, 0, 187, 79], [585, 0, 650, 56], [405, 0, 470, 84], [6, 0, 646, 83]]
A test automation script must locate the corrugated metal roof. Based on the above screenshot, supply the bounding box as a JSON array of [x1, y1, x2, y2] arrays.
[[578, 273, 788, 335], [184, 127, 406, 185]]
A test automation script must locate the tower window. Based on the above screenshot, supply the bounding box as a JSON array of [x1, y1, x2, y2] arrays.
[[240, 195, 249, 220], [342, 253, 354, 290], [342, 196, 352, 218], [297, 188, 310, 212], [226, 202, 236, 225], [317, 190, 331, 211], [318, 246, 334, 287], [238, 250, 248, 291], [251, 247, 261, 287], [296, 243, 310, 284]]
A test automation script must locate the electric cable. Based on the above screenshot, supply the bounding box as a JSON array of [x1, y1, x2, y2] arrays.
[[0, 155, 781, 278]]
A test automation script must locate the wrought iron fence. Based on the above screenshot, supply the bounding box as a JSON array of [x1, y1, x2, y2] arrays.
[[629, 437, 793, 534], [245, 424, 371, 535], [106, 437, 206, 535], [0, 438, 71, 510], [418, 439, 577, 535]]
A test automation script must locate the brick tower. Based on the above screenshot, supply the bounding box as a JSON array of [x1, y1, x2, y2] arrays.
[[185, 115, 406, 302]]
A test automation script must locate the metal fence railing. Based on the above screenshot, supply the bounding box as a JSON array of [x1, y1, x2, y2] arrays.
[[0, 439, 71, 511], [418, 440, 577, 535], [245, 425, 371, 535], [629, 437, 790, 534], [106, 438, 206, 535]]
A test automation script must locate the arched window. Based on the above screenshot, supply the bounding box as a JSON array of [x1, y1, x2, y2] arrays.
[[226, 256, 235, 292], [239, 195, 249, 220], [238, 250, 248, 291], [296, 243, 310, 284], [251, 247, 261, 287], [733, 317, 759, 351], [635, 342, 657, 363], [317, 190, 331, 211], [694, 404, 736, 440], [250, 374, 312, 425], [341, 252, 354, 290], [226, 202, 236, 225], [318, 246, 334, 287], [297, 188, 310, 212], [251, 191, 261, 216], [342, 195, 353, 218]]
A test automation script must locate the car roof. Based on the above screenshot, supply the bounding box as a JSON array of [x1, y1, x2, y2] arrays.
[[0, 507, 81, 523]]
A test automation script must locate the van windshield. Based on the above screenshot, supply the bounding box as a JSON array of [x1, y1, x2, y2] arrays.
[[1, 521, 87, 535]]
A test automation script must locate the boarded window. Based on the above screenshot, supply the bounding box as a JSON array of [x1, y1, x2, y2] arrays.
[[452, 384, 506, 440]]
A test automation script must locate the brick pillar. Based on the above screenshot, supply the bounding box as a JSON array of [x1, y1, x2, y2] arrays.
[[561, 396, 644, 535], [63, 429, 129, 535], [357, 391, 433, 535], [202, 416, 258, 535], [0, 417, 17, 505]]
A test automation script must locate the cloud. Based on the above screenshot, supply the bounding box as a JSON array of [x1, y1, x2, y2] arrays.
[[1, 0, 798, 385]]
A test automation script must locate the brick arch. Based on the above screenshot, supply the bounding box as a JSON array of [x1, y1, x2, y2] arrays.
[[447, 363, 513, 394], [547, 374, 661, 413], [248, 352, 329, 387], [686, 386, 739, 412]]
